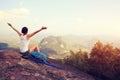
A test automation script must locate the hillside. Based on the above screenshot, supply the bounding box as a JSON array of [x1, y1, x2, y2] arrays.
[[0, 50, 99, 80], [40, 36, 68, 59], [40, 35, 120, 59], [39, 36, 92, 59], [1, 35, 120, 59]]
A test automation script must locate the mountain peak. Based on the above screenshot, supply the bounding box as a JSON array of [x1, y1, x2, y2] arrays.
[[0, 50, 97, 80]]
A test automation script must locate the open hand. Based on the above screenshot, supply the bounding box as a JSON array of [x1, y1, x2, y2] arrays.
[[7, 23, 12, 27], [41, 26, 47, 30]]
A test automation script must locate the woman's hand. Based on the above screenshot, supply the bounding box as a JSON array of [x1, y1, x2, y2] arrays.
[[7, 23, 12, 27], [41, 26, 47, 30]]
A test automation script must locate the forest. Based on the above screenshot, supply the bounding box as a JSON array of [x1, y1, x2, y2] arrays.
[[64, 41, 120, 80]]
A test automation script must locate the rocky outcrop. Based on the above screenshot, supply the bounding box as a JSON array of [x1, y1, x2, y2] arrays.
[[0, 50, 97, 80]]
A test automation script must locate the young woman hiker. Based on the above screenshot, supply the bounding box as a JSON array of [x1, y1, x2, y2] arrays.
[[7, 23, 47, 58]]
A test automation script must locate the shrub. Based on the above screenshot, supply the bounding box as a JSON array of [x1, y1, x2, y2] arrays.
[[64, 41, 120, 80]]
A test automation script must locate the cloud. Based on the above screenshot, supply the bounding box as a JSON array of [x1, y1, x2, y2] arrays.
[[0, 8, 30, 21], [9, 8, 30, 15], [0, 11, 6, 20]]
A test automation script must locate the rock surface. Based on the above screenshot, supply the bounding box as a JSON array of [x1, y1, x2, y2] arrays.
[[0, 50, 98, 80]]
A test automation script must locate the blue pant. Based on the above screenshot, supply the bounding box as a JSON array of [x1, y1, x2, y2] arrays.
[[31, 51, 47, 63]]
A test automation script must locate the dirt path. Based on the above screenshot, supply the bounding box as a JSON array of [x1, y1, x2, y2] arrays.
[[0, 50, 101, 80]]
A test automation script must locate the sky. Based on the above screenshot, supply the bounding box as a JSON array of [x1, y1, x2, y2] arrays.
[[1, 0, 120, 36]]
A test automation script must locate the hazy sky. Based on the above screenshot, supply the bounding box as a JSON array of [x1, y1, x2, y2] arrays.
[[1, 0, 120, 36]]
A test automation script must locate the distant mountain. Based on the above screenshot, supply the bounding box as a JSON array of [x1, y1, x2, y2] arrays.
[[39, 36, 68, 59], [39, 35, 120, 59], [39, 35, 95, 59], [1, 34, 120, 59]]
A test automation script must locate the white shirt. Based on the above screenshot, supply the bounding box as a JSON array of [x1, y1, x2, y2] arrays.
[[20, 34, 30, 53]]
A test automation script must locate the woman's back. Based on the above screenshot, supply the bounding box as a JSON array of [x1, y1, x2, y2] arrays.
[[20, 34, 30, 53]]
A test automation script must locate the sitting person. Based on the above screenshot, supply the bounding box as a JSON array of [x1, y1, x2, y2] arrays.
[[7, 23, 47, 58]]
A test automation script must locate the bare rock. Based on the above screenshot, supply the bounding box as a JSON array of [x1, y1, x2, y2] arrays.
[[0, 50, 98, 80]]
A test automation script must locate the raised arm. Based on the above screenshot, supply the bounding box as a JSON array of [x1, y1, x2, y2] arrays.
[[27, 26, 47, 39], [7, 23, 22, 36]]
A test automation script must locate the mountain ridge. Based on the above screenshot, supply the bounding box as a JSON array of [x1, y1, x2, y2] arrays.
[[0, 50, 99, 80]]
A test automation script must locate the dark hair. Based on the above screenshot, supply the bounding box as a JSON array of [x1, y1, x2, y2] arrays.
[[21, 27, 28, 35]]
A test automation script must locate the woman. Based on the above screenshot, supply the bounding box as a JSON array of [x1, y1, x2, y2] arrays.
[[7, 23, 47, 58]]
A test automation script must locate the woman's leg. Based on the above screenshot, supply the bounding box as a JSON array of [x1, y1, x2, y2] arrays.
[[29, 44, 40, 53]]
